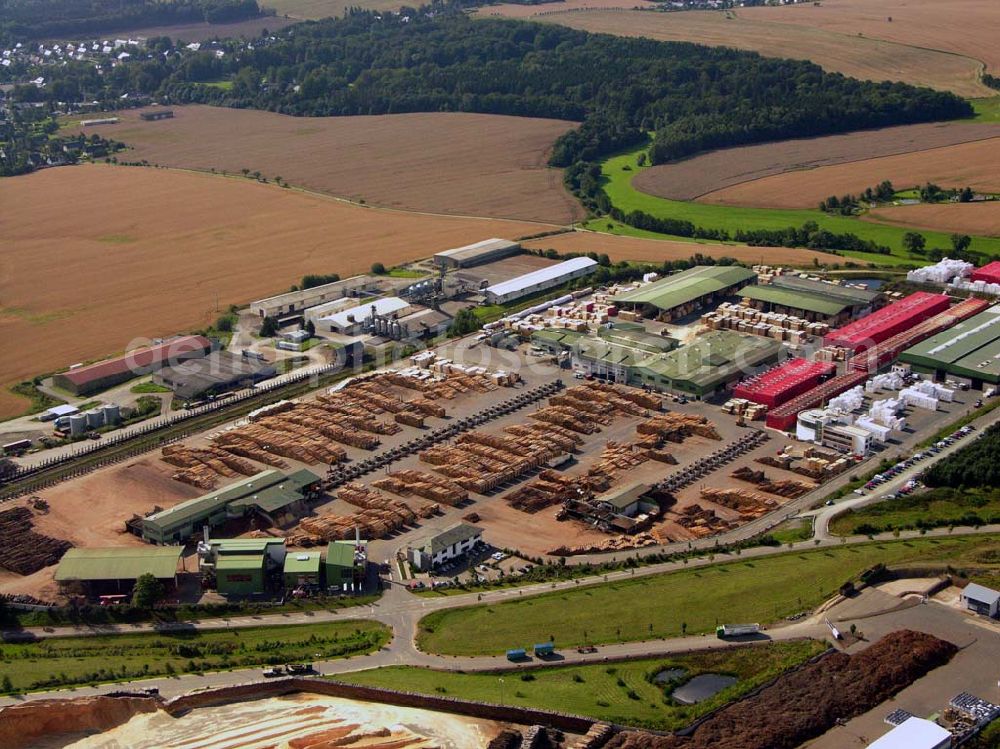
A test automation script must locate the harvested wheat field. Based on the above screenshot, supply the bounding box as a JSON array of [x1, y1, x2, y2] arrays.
[[510, 8, 991, 97], [865, 202, 1000, 237], [478, 0, 656, 18], [630, 123, 1000, 204], [0, 165, 557, 419], [73, 105, 583, 224], [701, 137, 1000, 210], [743, 0, 1000, 78], [523, 232, 843, 267]]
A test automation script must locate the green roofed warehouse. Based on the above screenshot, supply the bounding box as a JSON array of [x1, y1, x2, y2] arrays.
[[615, 266, 757, 322], [739, 276, 879, 324], [54, 546, 183, 597], [899, 304, 1000, 386]]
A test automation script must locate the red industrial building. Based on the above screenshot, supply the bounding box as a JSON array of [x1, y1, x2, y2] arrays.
[[971, 261, 1000, 286], [733, 358, 836, 408], [52, 335, 213, 396], [765, 371, 869, 431], [824, 292, 951, 353]]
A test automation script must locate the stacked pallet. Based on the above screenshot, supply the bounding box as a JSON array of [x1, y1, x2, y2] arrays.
[[372, 470, 468, 505], [548, 532, 658, 556], [730, 466, 813, 498], [560, 383, 655, 417], [637, 413, 722, 442], [700, 487, 777, 518], [503, 422, 583, 451], [0, 507, 72, 576]]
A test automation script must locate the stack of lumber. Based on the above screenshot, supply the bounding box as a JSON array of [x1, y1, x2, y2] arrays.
[[548, 532, 658, 556], [395, 412, 425, 428], [161, 445, 257, 477], [503, 422, 583, 450], [642, 447, 677, 464], [271, 410, 379, 450], [636, 412, 722, 442], [731, 466, 813, 498], [289, 505, 412, 545], [336, 482, 418, 522], [214, 420, 345, 464], [312, 393, 400, 433], [407, 398, 447, 418], [0, 507, 72, 575], [674, 503, 735, 537], [700, 487, 777, 518], [588, 382, 663, 411], [505, 470, 592, 513], [372, 470, 468, 505], [529, 405, 601, 434], [588, 441, 649, 478], [212, 434, 289, 468], [557, 383, 655, 417]]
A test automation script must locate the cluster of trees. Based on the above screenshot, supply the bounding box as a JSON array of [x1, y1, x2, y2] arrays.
[[902, 230, 976, 261], [918, 182, 976, 204], [984, 73, 1000, 92], [733, 223, 892, 254], [819, 180, 895, 214], [0, 111, 124, 176], [297, 273, 340, 290], [0, 0, 264, 43], [924, 423, 1000, 489]]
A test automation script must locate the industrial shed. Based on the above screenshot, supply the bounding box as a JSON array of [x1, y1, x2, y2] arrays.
[[434, 238, 521, 269], [972, 261, 1000, 286], [484, 257, 597, 304], [615, 266, 757, 322], [824, 292, 951, 353], [866, 717, 952, 749], [740, 276, 878, 323], [154, 350, 276, 400], [326, 540, 367, 591], [899, 305, 1000, 386], [733, 358, 837, 408], [54, 546, 183, 597], [631, 331, 782, 398], [250, 275, 380, 320], [283, 551, 321, 589], [53, 335, 212, 396], [961, 582, 1000, 618], [140, 469, 321, 544], [315, 297, 409, 335], [215, 553, 266, 597]]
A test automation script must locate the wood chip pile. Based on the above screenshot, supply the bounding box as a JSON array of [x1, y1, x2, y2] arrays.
[[0, 507, 72, 575], [418, 427, 580, 495], [731, 466, 814, 498], [548, 532, 658, 556], [636, 412, 722, 442], [372, 469, 468, 505], [699, 487, 778, 518], [160, 445, 258, 489]]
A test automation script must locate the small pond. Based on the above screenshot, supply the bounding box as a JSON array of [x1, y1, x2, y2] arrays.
[[653, 667, 687, 684], [847, 278, 885, 290], [671, 673, 738, 705]]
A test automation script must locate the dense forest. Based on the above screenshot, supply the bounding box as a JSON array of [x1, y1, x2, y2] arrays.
[[924, 423, 1000, 489], [0, 0, 263, 43]]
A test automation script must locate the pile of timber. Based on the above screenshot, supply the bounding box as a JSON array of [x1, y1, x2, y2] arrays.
[[642, 447, 678, 464], [731, 466, 813, 498], [161, 445, 259, 489], [529, 405, 601, 434], [637, 412, 722, 442], [674, 503, 736, 538], [503, 422, 583, 450], [211, 434, 289, 468], [587, 381, 663, 410], [588, 441, 648, 478], [505, 470, 594, 513], [372, 470, 468, 505], [0, 507, 72, 576], [548, 532, 658, 556], [268, 410, 379, 450], [555, 383, 656, 418], [700, 487, 777, 518], [289, 505, 413, 545], [213, 420, 345, 465]]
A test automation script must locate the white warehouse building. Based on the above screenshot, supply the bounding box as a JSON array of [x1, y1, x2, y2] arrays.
[[407, 523, 483, 572], [484, 257, 598, 305], [315, 297, 409, 335]]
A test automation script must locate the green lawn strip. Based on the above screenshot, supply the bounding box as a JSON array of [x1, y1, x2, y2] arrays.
[[417, 536, 1000, 656], [598, 148, 1000, 260], [386, 267, 430, 279], [767, 518, 814, 545], [338, 640, 825, 730], [129, 381, 173, 394], [0, 620, 389, 694], [969, 96, 1000, 123], [830, 488, 1000, 536]]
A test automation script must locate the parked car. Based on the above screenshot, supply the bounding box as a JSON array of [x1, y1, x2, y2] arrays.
[[263, 666, 285, 678]]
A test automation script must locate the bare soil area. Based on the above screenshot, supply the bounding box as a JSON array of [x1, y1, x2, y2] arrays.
[[511, 8, 992, 97], [522, 232, 842, 266], [0, 165, 556, 418], [72, 105, 583, 224], [864, 202, 1000, 238], [743, 0, 1000, 77], [631, 123, 1000, 203], [702, 137, 1000, 210]]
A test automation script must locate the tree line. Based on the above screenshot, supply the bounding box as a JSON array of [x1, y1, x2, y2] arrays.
[[0, 0, 265, 43], [924, 423, 1000, 489]]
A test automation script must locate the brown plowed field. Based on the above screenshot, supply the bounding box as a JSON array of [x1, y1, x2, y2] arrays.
[[629, 123, 1000, 203], [0, 165, 557, 419], [72, 105, 583, 225], [265, 0, 402, 20], [498, 8, 992, 97], [865, 202, 1000, 237], [88, 15, 296, 42], [522, 231, 842, 266], [743, 0, 1000, 77], [701, 137, 1000, 210]]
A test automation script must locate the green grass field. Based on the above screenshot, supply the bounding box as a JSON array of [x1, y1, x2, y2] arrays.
[[767, 517, 814, 545], [831, 489, 1000, 536], [0, 620, 389, 694], [417, 535, 1000, 656], [969, 96, 1000, 123], [593, 147, 1000, 264], [129, 380, 172, 394], [339, 640, 825, 730]]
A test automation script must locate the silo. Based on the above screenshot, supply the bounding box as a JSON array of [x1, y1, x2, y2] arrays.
[[69, 413, 88, 436], [102, 403, 121, 425], [85, 408, 105, 429]]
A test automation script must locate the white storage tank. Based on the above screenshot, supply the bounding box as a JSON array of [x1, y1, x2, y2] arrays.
[[102, 403, 121, 425], [85, 408, 105, 429], [69, 413, 88, 436]]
